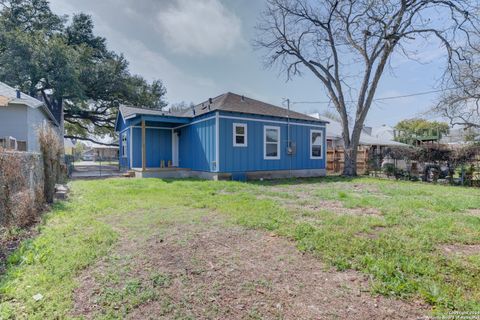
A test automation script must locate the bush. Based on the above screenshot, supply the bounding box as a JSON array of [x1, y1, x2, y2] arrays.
[[383, 163, 396, 177], [38, 126, 65, 203], [0, 150, 41, 228]]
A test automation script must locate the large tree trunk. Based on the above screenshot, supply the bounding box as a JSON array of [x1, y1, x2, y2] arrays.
[[343, 145, 358, 176], [342, 123, 363, 176]]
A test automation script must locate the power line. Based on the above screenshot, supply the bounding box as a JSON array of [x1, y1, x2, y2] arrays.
[[290, 87, 458, 105]]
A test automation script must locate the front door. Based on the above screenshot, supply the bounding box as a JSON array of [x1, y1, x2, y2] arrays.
[[172, 132, 179, 167]]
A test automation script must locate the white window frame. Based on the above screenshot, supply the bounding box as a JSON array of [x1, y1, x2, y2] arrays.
[[264, 125, 280, 160], [310, 129, 323, 159], [121, 132, 127, 158], [233, 123, 247, 147]]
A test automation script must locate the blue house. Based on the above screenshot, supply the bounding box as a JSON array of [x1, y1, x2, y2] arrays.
[[115, 92, 327, 180]]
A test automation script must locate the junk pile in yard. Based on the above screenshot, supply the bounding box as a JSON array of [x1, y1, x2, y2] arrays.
[[54, 184, 69, 200], [367, 144, 480, 187]]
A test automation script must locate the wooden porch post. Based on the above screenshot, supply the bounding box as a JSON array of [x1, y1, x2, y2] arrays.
[[141, 120, 146, 172]]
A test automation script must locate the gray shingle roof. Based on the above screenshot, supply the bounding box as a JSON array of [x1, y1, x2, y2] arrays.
[[185, 92, 324, 122], [0, 82, 58, 125], [120, 92, 325, 123], [0, 82, 44, 108]]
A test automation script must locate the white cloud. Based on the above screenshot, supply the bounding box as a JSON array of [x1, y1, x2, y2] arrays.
[[156, 0, 244, 56], [48, 0, 220, 103], [96, 24, 218, 104]]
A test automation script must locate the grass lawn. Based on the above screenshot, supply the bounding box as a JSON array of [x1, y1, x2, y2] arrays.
[[0, 177, 479, 318]]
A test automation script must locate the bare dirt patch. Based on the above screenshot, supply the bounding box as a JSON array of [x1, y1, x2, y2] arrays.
[[441, 244, 480, 257], [73, 215, 428, 319], [300, 200, 382, 216], [466, 209, 480, 217], [263, 195, 382, 217], [356, 226, 387, 239]]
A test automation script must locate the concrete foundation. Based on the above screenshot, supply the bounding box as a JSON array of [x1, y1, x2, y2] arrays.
[[246, 169, 326, 180], [133, 168, 326, 180]]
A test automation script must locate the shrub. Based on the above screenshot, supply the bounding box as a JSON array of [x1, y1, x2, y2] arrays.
[[383, 163, 396, 177], [0, 150, 26, 226], [0, 150, 41, 228], [38, 126, 65, 203]]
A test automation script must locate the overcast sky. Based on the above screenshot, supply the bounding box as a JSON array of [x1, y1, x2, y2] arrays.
[[49, 0, 448, 127]]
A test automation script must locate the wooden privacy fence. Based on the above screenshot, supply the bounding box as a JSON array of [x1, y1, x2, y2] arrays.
[[327, 147, 369, 175]]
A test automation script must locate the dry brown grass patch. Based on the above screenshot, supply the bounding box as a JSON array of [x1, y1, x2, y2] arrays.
[[72, 216, 428, 319], [441, 244, 480, 257]]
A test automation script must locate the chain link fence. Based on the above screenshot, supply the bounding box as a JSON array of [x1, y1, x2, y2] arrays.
[[367, 144, 480, 187]]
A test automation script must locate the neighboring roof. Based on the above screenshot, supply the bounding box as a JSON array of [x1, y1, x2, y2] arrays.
[[371, 125, 395, 141], [0, 95, 10, 106], [0, 82, 44, 108], [0, 82, 59, 126], [64, 139, 75, 148], [440, 127, 480, 144], [119, 92, 326, 123], [309, 113, 407, 147]]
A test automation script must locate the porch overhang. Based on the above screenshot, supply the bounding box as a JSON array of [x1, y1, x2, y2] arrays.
[[129, 115, 190, 126]]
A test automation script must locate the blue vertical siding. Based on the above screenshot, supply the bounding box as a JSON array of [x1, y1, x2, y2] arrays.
[[218, 114, 326, 172], [131, 127, 172, 168], [117, 110, 326, 174], [178, 117, 216, 171]]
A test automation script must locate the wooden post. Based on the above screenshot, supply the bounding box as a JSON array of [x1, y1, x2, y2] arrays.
[[141, 120, 146, 172]]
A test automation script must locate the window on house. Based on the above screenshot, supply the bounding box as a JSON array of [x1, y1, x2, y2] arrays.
[[121, 132, 127, 157], [310, 130, 323, 159], [17, 141, 27, 151], [264, 126, 280, 159], [233, 123, 247, 147]]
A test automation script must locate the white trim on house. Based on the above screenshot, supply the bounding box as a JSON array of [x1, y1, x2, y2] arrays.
[[233, 123, 247, 147], [132, 126, 174, 130], [171, 129, 179, 167], [310, 129, 324, 160], [118, 128, 130, 135], [264, 125, 280, 160], [171, 128, 174, 166], [220, 115, 325, 128], [174, 115, 217, 130], [127, 114, 323, 132], [215, 112, 220, 172], [121, 132, 127, 158]]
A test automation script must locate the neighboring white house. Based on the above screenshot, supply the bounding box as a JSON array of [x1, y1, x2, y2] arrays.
[[0, 82, 60, 152], [440, 127, 480, 145], [309, 113, 406, 149]]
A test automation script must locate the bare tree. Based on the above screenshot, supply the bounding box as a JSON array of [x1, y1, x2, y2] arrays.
[[434, 45, 480, 129], [255, 0, 479, 176]]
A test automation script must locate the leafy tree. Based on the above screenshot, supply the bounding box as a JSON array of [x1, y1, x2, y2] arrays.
[[394, 119, 450, 145], [255, 0, 479, 176], [169, 101, 195, 113], [0, 0, 167, 145]]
